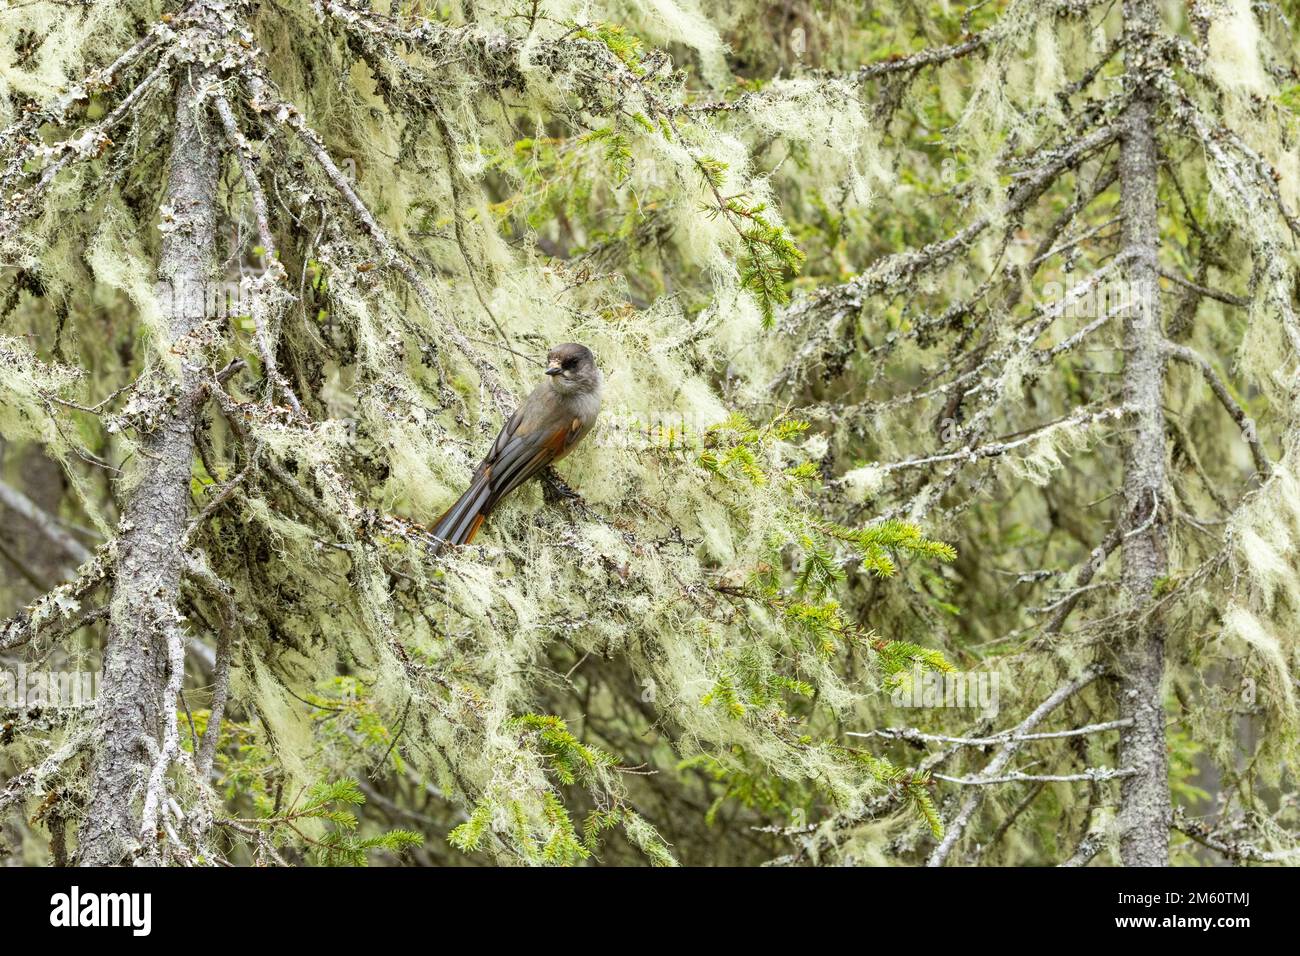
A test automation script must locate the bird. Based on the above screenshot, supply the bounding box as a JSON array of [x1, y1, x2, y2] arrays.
[[427, 342, 603, 552]]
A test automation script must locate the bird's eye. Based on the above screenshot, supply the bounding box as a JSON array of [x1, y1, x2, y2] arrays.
[[562, 357, 578, 370]]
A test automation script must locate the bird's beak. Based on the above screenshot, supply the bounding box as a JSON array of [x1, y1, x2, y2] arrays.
[[545, 362, 562, 376]]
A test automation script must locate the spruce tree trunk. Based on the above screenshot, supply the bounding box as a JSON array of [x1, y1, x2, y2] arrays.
[[77, 57, 222, 865], [1115, 0, 1171, 867]]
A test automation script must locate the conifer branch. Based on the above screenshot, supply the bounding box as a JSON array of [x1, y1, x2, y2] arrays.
[[0, 729, 90, 816], [0, 13, 170, 192], [137, 619, 189, 852], [0, 547, 112, 652], [872, 404, 1126, 474], [1157, 266, 1250, 308], [1059, 826, 1110, 866], [0, 56, 172, 250]]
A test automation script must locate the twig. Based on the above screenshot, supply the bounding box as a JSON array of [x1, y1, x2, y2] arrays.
[[0, 730, 90, 815], [1158, 266, 1250, 308]]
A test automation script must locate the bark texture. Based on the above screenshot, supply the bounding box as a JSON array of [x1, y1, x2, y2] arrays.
[[1115, 0, 1171, 867], [76, 60, 221, 865]]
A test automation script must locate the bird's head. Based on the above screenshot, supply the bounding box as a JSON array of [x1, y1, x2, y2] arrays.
[[544, 343, 602, 397]]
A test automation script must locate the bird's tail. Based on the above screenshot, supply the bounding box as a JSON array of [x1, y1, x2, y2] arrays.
[[426, 470, 493, 553]]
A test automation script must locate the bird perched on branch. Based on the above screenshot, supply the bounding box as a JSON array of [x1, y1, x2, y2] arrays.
[[428, 343, 603, 551]]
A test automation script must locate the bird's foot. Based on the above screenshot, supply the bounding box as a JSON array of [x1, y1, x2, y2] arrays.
[[542, 468, 583, 505]]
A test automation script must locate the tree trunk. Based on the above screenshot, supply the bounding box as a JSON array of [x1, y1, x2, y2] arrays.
[[76, 60, 221, 865], [1115, 0, 1171, 867]]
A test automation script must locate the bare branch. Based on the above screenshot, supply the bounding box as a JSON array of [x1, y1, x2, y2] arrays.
[[848, 717, 1132, 747], [1173, 808, 1300, 863], [137, 620, 188, 849], [0, 730, 91, 816], [934, 767, 1135, 785], [212, 91, 301, 414], [1060, 827, 1110, 866], [926, 664, 1105, 866], [1158, 266, 1250, 308], [0, 548, 111, 652], [1164, 340, 1271, 476], [239, 66, 512, 414], [0, 478, 92, 565], [873, 404, 1127, 474]]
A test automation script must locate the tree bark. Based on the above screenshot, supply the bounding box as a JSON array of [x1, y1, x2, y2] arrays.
[[1115, 0, 1171, 867], [76, 59, 221, 865]]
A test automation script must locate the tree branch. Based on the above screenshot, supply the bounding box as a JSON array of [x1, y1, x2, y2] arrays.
[[1164, 340, 1271, 476], [926, 664, 1105, 866], [1173, 808, 1300, 863], [0, 477, 92, 565], [848, 717, 1131, 747], [934, 767, 1134, 785]]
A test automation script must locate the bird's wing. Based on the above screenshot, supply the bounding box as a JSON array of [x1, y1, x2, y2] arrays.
[[481, 415, 580, 508], [433, 395, 588, 547]]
